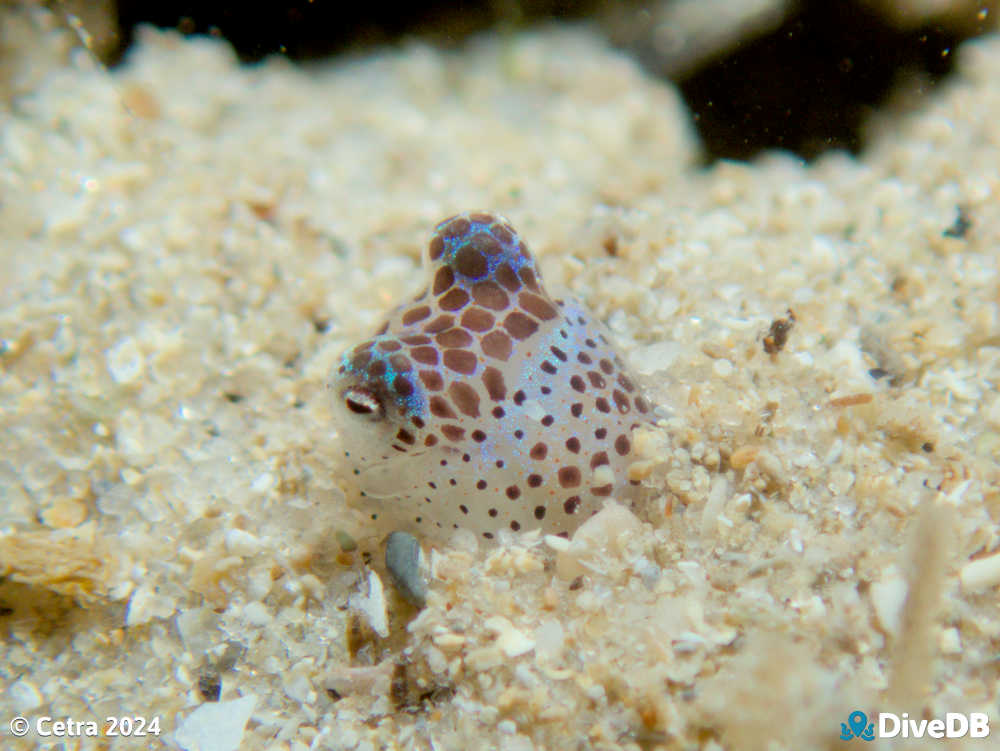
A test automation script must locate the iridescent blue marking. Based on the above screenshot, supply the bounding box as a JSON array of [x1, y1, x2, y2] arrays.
[[433, 217, 535, 283], [338, 336, 426, 419]]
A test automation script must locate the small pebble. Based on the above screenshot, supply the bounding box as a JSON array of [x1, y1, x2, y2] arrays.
[[174, 694, 257, 751], [712, 358, 734, 377], [197, 670, 222, 702], [40, 498, 88, 528], [960, 553, 1000, 592], [385, 531, 428, 608], [729, 445, 759, 470], [242, 601, 272, 627], [10, 679, 43, 711]]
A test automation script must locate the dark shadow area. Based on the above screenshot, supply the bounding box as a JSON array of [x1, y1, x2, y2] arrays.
[[105, 0, 991, 162], [111, 0, 602, 63], [673, 0, 975, 161]]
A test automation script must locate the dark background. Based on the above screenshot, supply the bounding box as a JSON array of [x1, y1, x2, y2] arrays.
[[97, 0, 996, 161]]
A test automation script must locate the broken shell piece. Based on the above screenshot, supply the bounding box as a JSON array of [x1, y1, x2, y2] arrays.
[[348, 569, 389, 638]]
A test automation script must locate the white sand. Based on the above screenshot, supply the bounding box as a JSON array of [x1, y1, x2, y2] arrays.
[[2, 7, 999, 750]]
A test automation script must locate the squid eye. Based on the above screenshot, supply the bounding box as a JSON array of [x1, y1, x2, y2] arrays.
[[343, 386, 384, 420]]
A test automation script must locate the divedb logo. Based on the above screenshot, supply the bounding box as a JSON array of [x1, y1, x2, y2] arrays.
[[840, 711, 990, 741]]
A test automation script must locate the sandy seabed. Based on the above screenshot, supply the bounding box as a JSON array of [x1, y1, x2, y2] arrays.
[[2, 8, 1000, 751]]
